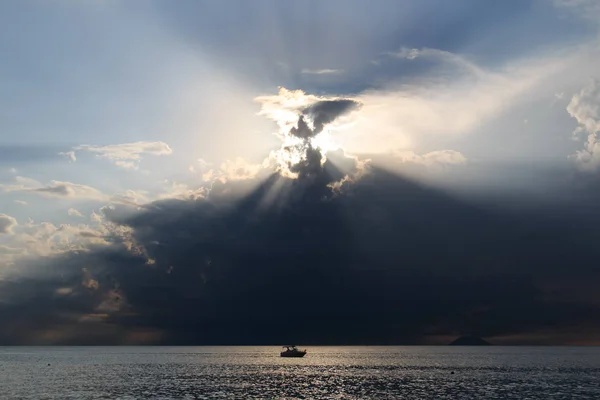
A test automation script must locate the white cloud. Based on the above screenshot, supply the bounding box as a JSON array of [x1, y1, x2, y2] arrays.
[[90, 211, 103, 223], [393, 150, 467, 167], [554, 0, 600, 21], [301, 68, 344, 75], [114, 160, 138, 169], [255, 47, 578, 159], [8, 168, 17, 174], [187, 156, 269, 183], [59, 151, 77, 162], [567, 80, 600, 135], [68, 208, 84, 217], [255, 87, 365, 177], [197, 158, 211, 170], [109, 190, 150, 207], [14, 200, 27, 206], [157, 181, 208, 201], [0, 176, 106, 201], [255, 87, 325, 130], [0, 244, 25, 269], [0, 215, 149, 270], [74, 141, 172, 169], [30, 181, 105, 200], [188, 159, 219, 181], [218, 157, 267, 181], [0, 214, 17, 234], [0, 245, 24, 255], [341, 47, 574, 154], [386, 47, 486, 77], [3, 221, 110, 262], [567, 79, 600, 171]]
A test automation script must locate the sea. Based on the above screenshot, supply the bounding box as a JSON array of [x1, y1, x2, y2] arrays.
[[1, 346, 599, 399]]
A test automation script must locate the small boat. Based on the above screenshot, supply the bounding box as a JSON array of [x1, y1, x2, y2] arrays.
[[280, 345, 307, 358]]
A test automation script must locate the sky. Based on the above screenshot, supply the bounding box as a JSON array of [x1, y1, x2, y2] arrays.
[[1, 0, 600, 345]]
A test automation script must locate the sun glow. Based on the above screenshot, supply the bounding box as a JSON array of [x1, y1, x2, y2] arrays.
[[268, 127, 343, 178], [310, 130, 340, 155], [255, 87, 364, 179]]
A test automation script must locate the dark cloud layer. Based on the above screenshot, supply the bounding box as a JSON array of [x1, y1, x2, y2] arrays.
[[283, 98, 362, 185], [303, 99, 361, 135], [2, 155, 600, 345], [289, 99, 361, 139]]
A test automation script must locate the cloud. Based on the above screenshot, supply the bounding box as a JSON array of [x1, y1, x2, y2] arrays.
[[114, 160, 138, 169], [188, 158, 215, 180], [90, 212, 103, 223], [386, 47, 485, 77], [0, 245, 24, 256], [29, 181, 105, 200], [255, 88, 364, 180], [59, 151, 77, 162], [283, 97, 362, 142], [1, 176, 106, 201], [0, 216, 138, 268], [337, 46, 576, 154], [187, 157, 269, 184], [2, 178, 160, 212], [81, 268, 99, 290], [567, 79, 600, 171], [554, 0, 600, 21], [68, 208, 84, 218], [259, 46, 585, 162], [3, 1, 600, 347], [74, 141, 173, 169], [392, 150, 467, 167], [254, 86, 465, 186], [217, 158, 268, 181], [303, 99, 362, 136], [156, 182, 209, 201], [14, 200, 27, 206], [2, 166, 600, 344], [0, 214, 17, 234], [301, 68, 344, 75], [255, 88, 362, 135], [110, 190, 150, 206]]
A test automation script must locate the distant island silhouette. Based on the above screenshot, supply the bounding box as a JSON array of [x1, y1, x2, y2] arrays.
[[449, 336, 492, 346]]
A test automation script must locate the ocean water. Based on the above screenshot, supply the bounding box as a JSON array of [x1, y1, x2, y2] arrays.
[[1, 346, 599, 399]]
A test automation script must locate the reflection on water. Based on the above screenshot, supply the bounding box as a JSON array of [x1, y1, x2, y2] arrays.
[[1, 346, 599, 399]]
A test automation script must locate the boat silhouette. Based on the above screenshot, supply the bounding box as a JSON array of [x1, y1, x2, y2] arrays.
[[280, 345, 307, 358]]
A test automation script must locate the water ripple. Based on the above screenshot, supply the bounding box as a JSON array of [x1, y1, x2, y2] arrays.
[[1, 346, 599, 399]]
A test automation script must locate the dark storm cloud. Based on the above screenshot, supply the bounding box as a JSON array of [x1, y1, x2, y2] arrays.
[[303, 99, 361, 134], [2, 158, 600, 345], [289, 116, 314, 139], [281, 97, 362, 188], [288, 99, 362, 139], [282, 97, 362, 191], [0, 244, 154, 345]]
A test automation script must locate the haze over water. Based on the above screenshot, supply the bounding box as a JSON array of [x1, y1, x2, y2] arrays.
[[1, 346, 599, 399]]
